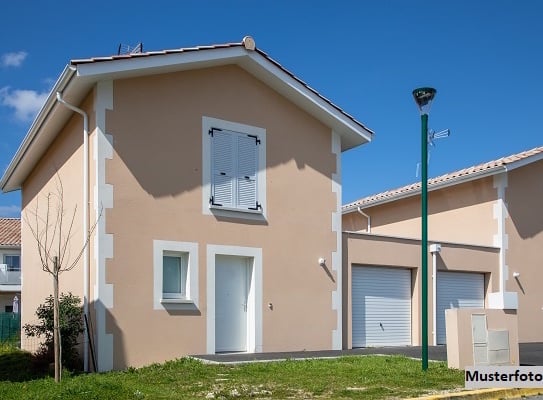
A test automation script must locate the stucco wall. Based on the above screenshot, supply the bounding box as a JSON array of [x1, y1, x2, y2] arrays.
[[504, 160, 543, 342], [344, 161, 543, 344], [343, 232, 499, 349], [20, 94, 95, 352], [103, 65, 339, 368], [343, 177, 497, 247]]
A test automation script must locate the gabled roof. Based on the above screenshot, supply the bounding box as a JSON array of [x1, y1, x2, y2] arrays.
[[0, 36, 373, 193], [0, 218, 21, 247], [343, 146, 543, 212]]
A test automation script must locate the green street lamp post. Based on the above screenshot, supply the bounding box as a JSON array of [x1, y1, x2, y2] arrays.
[[412, 87, 436, 371]]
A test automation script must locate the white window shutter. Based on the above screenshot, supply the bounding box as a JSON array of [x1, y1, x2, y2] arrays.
[[237, 135, 258, 209], [211, 130, 235, 207]]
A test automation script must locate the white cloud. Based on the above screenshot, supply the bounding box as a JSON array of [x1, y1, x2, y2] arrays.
[[0, 87, 48, 121], [0, 205, 21, 217], [1, 51, 27, 67]]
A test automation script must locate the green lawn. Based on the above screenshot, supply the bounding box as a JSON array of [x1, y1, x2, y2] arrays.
[[0, 352, 464, 399]]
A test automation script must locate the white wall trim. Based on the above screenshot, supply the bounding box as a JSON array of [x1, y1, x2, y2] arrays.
[[492, 173, 509, 293], [331, 131, 342, 350], [489, 172, 518, 310], [93, 80, 114, 371], [153, 240, 198, 310], [202, 116, 267, 221], [206, 244, 262, 354]]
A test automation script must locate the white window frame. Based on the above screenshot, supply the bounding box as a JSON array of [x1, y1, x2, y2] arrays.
[[153, 240, 198, 310], [202, 116, 267, 220], [3, 254, 20, 272], [162, 251, 188, 299]]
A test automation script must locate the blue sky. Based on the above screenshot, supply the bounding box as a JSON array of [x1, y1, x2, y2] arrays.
[[1, 1, 542, 217]]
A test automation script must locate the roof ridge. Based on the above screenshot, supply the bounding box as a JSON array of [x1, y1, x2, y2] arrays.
[[71, 40, 246, 64], [343, 145, 543, 210]]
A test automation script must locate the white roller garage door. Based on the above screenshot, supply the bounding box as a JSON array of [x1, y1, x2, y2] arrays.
[[436, 271, 484, 344], [352, 266, 412, 347]]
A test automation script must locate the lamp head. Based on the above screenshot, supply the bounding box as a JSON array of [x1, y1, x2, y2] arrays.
[[412, 87, 436, 115]]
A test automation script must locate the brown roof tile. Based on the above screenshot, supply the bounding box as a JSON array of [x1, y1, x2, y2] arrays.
[[343, 146, 543, 211], [0, 218, 21, 246]]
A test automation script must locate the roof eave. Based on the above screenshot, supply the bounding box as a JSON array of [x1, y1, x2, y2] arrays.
[[1, 45, 373, 192], [342, 165, 507, 214], [0, 65, 79, 192], [245, 50, 372, 150], [505, 151, 543, 171], [75, 46, 373, 150], [0, 244, 21, 249]]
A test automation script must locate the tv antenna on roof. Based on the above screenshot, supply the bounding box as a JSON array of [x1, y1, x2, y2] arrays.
[[416, 128, 451, 177], [117, 42, 143, 55]]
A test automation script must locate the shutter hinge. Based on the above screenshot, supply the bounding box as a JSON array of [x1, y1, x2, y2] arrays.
[[209, 127, 223, 137], [248, 202, 262, 211], [247, 134, 261, 145], [210, 196, 223, 207]]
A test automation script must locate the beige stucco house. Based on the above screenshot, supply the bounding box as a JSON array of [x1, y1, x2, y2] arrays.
[[0, 218, 21, 313], [342, 146, 543, 349], [0, 37, 373, 371]]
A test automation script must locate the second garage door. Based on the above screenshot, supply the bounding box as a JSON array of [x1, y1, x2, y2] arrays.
[[352, 266, 412, 347], [436, 271, 484, 344]]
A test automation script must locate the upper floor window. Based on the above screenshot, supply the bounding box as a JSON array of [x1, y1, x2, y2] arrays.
[[210, 128, 261, 212], [202, 117, 267, 219], [3, 255, 20, 272]]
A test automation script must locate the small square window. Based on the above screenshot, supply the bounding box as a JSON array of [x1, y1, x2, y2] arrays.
[[162, 253, 187, 299]]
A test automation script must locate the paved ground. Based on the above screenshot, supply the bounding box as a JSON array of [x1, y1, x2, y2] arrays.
[[192, 342, 543, 365], [518, 342, 543, 366]]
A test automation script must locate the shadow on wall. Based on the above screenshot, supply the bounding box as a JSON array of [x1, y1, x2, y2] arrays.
[[506, 162, 543, 240], [88, 299, 125, 372], [360, 177, 498, 232], [89, 298, 203, 371], [21, 94, 95, 210], [107, 66, 336, 200], [435, 250, 495, 294]]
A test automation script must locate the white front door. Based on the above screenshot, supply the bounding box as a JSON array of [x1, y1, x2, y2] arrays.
[[215, 255, 249, 353]]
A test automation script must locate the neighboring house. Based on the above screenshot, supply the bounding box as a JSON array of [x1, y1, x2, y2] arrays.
[[0, 37, 373, 371], [0, 218, 21, 313], [342, 146, 543, 348]]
